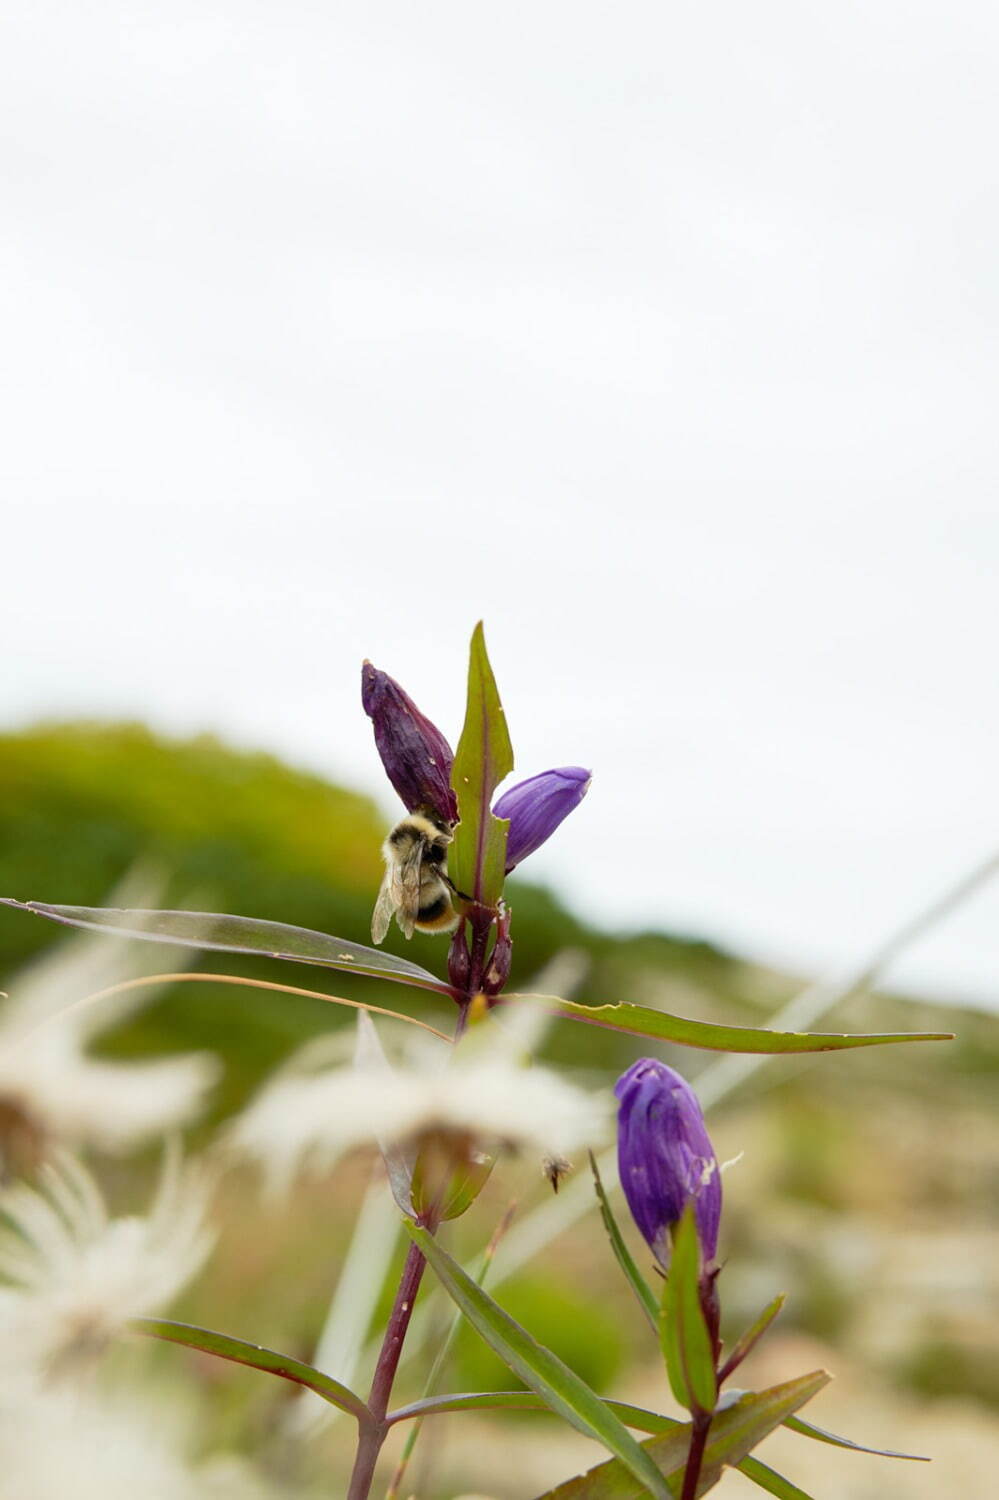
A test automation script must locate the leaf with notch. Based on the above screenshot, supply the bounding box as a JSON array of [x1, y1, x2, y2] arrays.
[[0, 900, 454, 996], [448, 622, 513, 909]]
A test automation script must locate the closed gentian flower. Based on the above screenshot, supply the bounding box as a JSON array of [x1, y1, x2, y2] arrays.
[[615, 1058, 721, 1269], [362, 662, 458, 825], [494, 767, 592, 872]]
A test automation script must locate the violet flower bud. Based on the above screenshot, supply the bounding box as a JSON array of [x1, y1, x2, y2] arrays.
[[615, 1059, 721, 1269], [362, 662, 458, 825], [493, 766, 591, 873]]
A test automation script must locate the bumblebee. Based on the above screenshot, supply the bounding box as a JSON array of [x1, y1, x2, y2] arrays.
[[371, 811, 461, 944]]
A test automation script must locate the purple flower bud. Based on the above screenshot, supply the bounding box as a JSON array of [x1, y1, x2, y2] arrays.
[[493, 766, 591, 873], [615, 1059, 721, 1269], [362, 662, 458, 825]]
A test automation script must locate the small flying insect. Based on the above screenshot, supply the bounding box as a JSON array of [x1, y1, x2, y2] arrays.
[[371, 810, 462, 944]]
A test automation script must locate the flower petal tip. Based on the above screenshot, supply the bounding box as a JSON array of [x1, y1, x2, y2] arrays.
[[494, 766, 592, 872]]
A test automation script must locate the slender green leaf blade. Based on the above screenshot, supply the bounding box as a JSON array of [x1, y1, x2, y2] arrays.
[[0, 900, 453, 996], [719, 1295, 785, 1381], [388, 1393, 677, 1430], [386, 1392, 818, 1499], [131, 1318, 371, 1423], [507, 993, 953, 1053], [531, 1371, 829, 1499], [784, 1413, 928, 1461], [736, 1457, 816, 1499], [590, 1152, 659, 1335], [406, 1223, 671, 1500], [659, 1206, 717, 1414], [449, 623, 513, 907]]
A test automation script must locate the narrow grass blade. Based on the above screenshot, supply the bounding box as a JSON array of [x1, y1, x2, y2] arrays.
[[406, 1223, 671, 1499], [132, 1317, 371, 1424]]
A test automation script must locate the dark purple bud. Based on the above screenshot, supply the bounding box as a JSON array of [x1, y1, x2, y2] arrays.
[[362, 662, 458, 824], [447, 923, 471, 994], [482, 915, 512, 997], [493, 766, 591, 872], [615, 1059, 721, 1269]]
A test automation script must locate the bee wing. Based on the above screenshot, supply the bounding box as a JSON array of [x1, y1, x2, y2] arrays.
[[371, 867, 397, 945], [393, 837, 426, 940]]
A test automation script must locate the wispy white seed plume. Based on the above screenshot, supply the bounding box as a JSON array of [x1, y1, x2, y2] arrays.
[[0, 1380, 291, 1500], [0, 1146, 214, 1375], [0, 870, 219, 1165], [228, 1011, 612, 1194]]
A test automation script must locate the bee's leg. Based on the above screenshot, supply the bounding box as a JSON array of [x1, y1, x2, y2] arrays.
[[439, 872, 474, 903]]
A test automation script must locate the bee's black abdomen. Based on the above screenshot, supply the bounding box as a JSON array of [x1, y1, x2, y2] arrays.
[[417, 893, 449, 923]]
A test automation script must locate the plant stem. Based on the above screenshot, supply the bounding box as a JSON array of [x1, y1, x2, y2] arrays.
[[384, 1201, 517, 1500], [680, 1409, 711, 1500], [466, 908, 492, 992], [346, 1238, 428, 1500]]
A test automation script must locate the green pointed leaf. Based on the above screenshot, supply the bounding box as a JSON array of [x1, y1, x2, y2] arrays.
[[659, 1206, 717, 1414], [719, 1295, 785, 1382], [590, 1152, 659, 1335], [530, 1370, 829, 1499], [405, 1222, 671, 1499], [735, 1457, 816, 1499], [131, 1318, 371, 1424], [784, 1413, 928, 1461], [0, 900, 454, 997], [449, 622, 513, 908], [507, 992, 953, 1054]]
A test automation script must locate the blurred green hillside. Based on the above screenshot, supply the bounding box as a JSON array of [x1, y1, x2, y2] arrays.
[[0, 721, 758, 1112]]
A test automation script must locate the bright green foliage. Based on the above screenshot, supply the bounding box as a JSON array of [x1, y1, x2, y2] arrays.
[[448, 622, 513, 907]]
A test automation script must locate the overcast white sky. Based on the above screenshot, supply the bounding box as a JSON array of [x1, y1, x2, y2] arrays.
[[2, 2, 998, 1009]]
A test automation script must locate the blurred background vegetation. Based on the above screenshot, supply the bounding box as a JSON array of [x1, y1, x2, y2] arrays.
[[1, 721, 996, 1497]]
